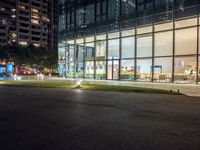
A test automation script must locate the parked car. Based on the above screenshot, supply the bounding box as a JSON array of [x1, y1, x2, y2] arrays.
[[18, 68, 36, 75]]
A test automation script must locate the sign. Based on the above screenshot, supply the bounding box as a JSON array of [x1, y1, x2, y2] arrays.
[[6, 64, 13, 73], [0, 65, 3, 74]]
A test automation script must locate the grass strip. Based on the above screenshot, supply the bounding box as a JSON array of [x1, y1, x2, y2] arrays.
[[0, 80, 182, 95]]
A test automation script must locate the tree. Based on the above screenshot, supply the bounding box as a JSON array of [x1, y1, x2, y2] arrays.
[[43, 49, 58, 73], [0, 46, 9, 60], [0, 45, 58, 73]]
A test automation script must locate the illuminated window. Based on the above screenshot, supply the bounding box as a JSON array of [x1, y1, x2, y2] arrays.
[[96, 40, 106, 59], [137, 35, 152, 57], [32, 14, 39, 19], [154, 57, 172, 82], [155, 31, 173, 56], [108, 32, 119, 39], [154, 22, 173, 32], [122, 36, 135, 58], [32, 9, 39, 13], [42, 17, 49, 22], [11, 15, 16, 18], [175, 27, 197, 55], [174, 57, 196, 83], [19, 5, 26, 10], [137, 26, 152, 34], [12, 33, 16, 38], [85, 36, 94, 42], [137, 59, 152, 81], [33, 43, 40, 47], [85, 61, 94, 79], [121, 59, 135, 81], [19, 41, 28, 46], [31, 19, 39, 24], [175, 18, 197, 28], [108, 39, 119, 59], [122, 28, 135, 37]]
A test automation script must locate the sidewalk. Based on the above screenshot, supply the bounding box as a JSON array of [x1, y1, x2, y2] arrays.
[[49, 77, 200, 97]]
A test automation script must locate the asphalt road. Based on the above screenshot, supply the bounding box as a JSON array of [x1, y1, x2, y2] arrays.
[[0, 86, 199, 150]]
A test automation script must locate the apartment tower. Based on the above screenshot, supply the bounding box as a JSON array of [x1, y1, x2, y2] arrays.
[[0, 0, 57, 51]]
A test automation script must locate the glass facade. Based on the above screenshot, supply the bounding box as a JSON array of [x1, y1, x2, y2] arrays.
[[58, 0, 200, 84]]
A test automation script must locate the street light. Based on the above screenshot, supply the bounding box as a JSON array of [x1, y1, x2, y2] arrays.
[[76, 80, 81, 88], [13, 74, 17, 80]]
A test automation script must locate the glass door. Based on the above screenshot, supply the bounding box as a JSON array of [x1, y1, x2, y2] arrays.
[[107, 60, 119, 80]]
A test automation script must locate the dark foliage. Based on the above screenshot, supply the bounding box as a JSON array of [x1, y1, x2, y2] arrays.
[[0, 45, 57, 71]]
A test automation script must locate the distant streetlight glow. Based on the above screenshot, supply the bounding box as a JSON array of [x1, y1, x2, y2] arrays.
[[13, 74, 17, 80], [37, 73, 44, 80], [17, 76, 21, 80], [76, 80, 82, 88]]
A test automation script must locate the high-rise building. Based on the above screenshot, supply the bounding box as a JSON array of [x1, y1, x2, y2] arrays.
[[0, 0, 16, 46], [0, 0, 57, 51], [48, 0, 58, 51], [58, 0, 200, 84]]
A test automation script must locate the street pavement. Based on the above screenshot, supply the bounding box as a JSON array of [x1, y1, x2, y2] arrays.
[[0, 86, 199, 150]]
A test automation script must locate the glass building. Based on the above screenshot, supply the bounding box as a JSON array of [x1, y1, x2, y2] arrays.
[[58, 0, 200, 84]]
